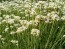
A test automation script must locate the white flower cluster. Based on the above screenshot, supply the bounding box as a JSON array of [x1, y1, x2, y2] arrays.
[[29, 20, 39, 26], [10, 31, 16, 34], [63, 35, 65, 37], [16, 26, 27, 33], [31, 29, 40, 36], [61, 16, 65, 21], [19, 20, 29, 27], [10, 40, 18, 46], [0, 0, 65, 35], [0, 35, 5, 41]]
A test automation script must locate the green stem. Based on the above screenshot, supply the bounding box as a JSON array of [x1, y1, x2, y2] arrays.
[[51, 26, 64, 49], [45, 21, 54, 49]]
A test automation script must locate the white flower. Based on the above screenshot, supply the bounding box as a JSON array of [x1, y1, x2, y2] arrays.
[[19, 20, 29, 27], [16, 26, 27, 33], [31, 29, 40, 36], [4, 15, 10, 19], [0, 35, 5, 41], [10, 26, 14, 28], [5, 27, 9, 32], [38, 1, 44, 4], [11, 40, 18, 43], [29, 20, 39, 26], [61, 16, 65, 20], [30, 8, 36, 16], [24, 3, 31, 8], [1, 38, 5, 41], [0, 17, 2, 21], [7, 19, 14, 24], [51, 14, 60, 21], [38, 1, 47, 6], [10, 40, 18, 46], [45, 19, 50, 23], [25, 9, 29, 14], [0, 35, 2, 38], [47, 12, 60, 21], [10, 31, 16, 34], [35, 15, 44, 21], [63, 35, 65, 37], [13, 16, 21, 20], [14, 24, 19, 27], [49, 2, 57, 8], [2, 20, 6, 23], [47, 13, 51, 16], [0, 22, 1, 24], [35, 15, 48, 22]]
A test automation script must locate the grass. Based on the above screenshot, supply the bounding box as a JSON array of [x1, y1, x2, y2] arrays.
[[0, 0, 65, 49]]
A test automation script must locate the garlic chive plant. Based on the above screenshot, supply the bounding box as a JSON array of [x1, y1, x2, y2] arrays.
[[0, 0, 65, 49]]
